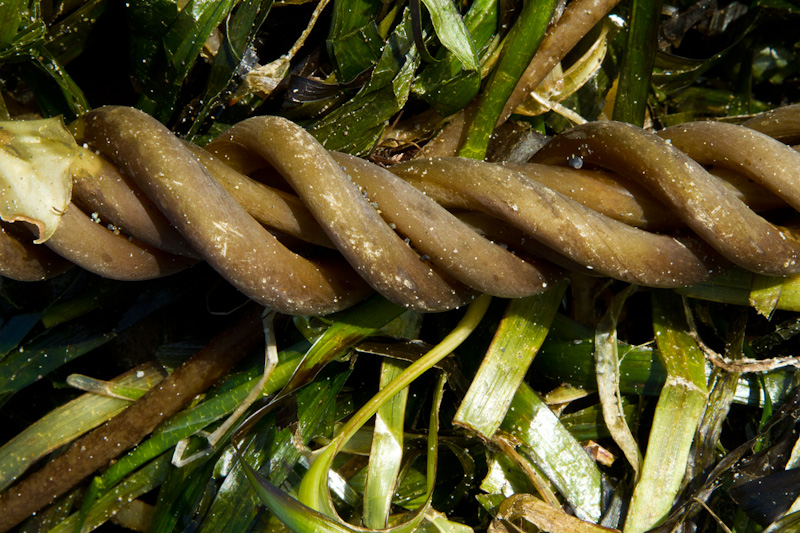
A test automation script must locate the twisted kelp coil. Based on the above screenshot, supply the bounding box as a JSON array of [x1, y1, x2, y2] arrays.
[[2, 105, 800, 315]]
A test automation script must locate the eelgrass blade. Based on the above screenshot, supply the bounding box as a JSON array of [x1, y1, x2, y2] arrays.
[[515, 23, 609, 117], [679, 268, 800, 312], [458, 0, 557, 160], [0, 363, 165, 492], [363, 359, 409, 529], [539, 313, 796, 407], [44, 0, 109, 65], [561, 399, 637, 442], [83, 346, 305, 502], [0, 274, 194, 402], [275, 295, 405, 403], [0, 0, 24, 51], [30, 44, 90, 118], [298, 295, 490, 525], [186, 0, 274, 139], [749, 274, 783, 318], [0, 312, 40, 360], [240, 371, 447, 532], [500, 382, 605, 522], [137, 0, 237, 122], [595, 285, 642, 476], [194, 366, 350, 531], [624, 291, 708, 533], [455, 280, 567, 439], [148, 437, 221, 532], [47, 455, 170, 533], [239, 456, 360, 533], [0, 0, 44, 62], [687, 313, 746, 482], [612, 0, 662, 126]]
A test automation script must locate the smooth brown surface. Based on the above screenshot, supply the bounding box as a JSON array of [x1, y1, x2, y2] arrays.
[[331, 152, 558, 297], [46, 203, 192, 280], [532, 120, 800, 276], [75, 106, 370, 315], [393, 157, 720, 287], [209, 117, 469, 311]]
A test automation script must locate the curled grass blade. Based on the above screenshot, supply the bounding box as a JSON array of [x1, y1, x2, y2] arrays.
[[363, 359, 409, 529], [454, 279, 567, 439], [419, 0, 478, 71], [413, 0, 495, 116], [196, 367, 351, 531], [298, 294, 491, 523], [624, 291, 708, 533], [275, 294, 405, 403], [239, 456, 360, 533], [595, 285, 642, 477]]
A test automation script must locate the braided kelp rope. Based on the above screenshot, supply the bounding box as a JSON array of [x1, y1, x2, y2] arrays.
[[3, 105, 800, 315]]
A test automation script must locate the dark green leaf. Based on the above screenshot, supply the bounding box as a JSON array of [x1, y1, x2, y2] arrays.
[[308, 8, 419, 155], [327, 0, 384, 83], [0, 0, 25, 51], [137, 0, 236, 122], [186, 0, 274, 139], [612, 0, 662, 126], [45, 0, 110, 65], [275, 294, 405, 402]]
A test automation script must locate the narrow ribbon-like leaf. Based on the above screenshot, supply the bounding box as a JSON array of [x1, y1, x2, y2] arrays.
[[455, 279, 567, 439], [624, 291, 708, 533]]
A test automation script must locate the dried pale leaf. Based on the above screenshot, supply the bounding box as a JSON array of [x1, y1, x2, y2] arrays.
[[515, 24, 609, 117], [0, 117, 76, 243], [750, 274, 783, 319], [493, 494, 620, 533]]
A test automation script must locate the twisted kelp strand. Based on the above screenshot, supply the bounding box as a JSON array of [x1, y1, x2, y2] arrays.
[[2, 105, 800, 314]]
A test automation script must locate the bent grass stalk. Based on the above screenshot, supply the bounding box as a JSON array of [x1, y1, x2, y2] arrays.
[[298, 294, 491, 520]]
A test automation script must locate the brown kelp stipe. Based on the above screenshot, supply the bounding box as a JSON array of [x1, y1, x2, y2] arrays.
[[0, 304, 264, 533], [3, 105, 800, 314]]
